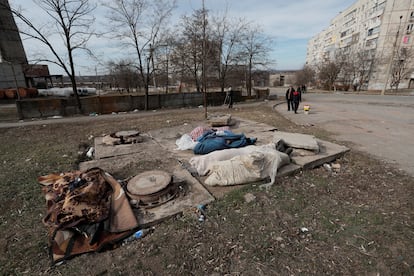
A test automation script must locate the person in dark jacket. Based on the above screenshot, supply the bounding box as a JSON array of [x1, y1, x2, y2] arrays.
[[285, 86, 294, 111], [296, 86, 302, 102], [292, 87, 301, 113]]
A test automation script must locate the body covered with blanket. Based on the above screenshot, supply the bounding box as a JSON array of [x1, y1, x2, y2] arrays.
[[190, 143, 291, 188], [193, 130, 256, 155]]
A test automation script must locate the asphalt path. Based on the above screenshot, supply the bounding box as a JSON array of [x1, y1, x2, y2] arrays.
[[273, 90, 414, 177]]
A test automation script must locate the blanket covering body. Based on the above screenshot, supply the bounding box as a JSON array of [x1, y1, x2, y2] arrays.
[[193, 130, 256, 155]]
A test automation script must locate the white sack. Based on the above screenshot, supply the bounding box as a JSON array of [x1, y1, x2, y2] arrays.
[[204, 149, 290, 186], [189, 143, 276, 176]]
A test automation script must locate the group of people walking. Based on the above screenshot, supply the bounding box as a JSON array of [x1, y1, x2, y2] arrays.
[[285, 86, 302, 113]]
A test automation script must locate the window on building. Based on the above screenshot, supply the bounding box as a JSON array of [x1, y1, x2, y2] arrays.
[[410, 11, 414, 19], [365, 38, 378, 48], [344, 36, 352, 45], [352, 33, 359, 44], [368, 26, 380, 36], [372, 1, 386, 12], [407, 24, 414, 34], [365, 49, 376, 60], [378, 1, 386, 10]]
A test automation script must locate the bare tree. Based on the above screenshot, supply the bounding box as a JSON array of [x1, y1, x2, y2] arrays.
[[390, 47, 414, 91], [152, 34, 176, 93], [168, 38, 190, 92], [316, 48, 352, 91], [336, 47, 376, 91], [211, 13, 247, 92], [5, 0, 97, 112], [107, 59, 139, 92], [336, 47, 354, 90], [317, 60, 342, 91], [240, 24, 273, 96], [295, 65, 315, 87], [353, 49, 375, 91], [104, 0, 176, 110], [175, 8, 209, 93]]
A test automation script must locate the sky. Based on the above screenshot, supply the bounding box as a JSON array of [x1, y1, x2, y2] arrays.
[[11, 0, 356, 75]]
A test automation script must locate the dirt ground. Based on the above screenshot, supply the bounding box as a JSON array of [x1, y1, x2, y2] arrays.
[[0, 101, 413, 275]]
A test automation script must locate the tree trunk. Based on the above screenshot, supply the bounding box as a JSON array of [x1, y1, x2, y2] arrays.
[[67, 48, 82, 112], [247, 56, 253, 96]]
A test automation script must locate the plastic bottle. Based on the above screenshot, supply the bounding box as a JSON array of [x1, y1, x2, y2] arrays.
[[197, 204, 206, 222], [123, 228, 153, 243]]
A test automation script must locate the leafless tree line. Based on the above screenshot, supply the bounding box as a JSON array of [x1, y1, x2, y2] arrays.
[[4, 0, 273, 112], [105, 1, 273, 97], [296, 46, 414, 92]]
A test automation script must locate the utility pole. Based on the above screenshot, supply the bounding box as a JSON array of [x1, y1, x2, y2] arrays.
[[165, 46, 169, 93], [381, 15, 403, 95]]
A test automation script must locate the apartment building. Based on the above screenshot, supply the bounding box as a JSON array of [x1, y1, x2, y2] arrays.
[[306, 0, 414, 90]]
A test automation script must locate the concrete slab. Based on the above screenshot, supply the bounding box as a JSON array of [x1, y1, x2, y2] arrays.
[[291, 139, 350, 170], [133, 167, 215, 227], [229, 118, 278, 145], [80, 151, 162, 172], [208, 113, 232, 127], [80, 132, 216, 226], [80, 156, 215, 227], [93, 135, 152, 159], [272, 131, 320, 152], [80, 116, 349, 222]]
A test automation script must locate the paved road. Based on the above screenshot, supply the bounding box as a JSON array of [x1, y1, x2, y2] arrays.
[[273, 90, 414, 177]]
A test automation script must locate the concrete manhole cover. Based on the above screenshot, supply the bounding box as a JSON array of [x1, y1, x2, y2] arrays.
[[126, 170, 178, 208]]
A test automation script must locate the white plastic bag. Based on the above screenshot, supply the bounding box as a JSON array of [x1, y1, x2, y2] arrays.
[[175, 134, 198, 150]]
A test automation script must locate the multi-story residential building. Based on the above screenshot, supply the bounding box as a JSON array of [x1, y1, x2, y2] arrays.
[[306, 0, 414, 90]]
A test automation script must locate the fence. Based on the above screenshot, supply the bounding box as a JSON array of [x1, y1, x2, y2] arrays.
[[15, 90, 247, 119]]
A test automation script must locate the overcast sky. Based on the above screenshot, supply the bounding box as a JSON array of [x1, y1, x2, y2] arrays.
[[11, 0, 356, 75]]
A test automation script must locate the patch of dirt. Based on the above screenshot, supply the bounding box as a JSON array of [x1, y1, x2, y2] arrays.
[[0, 102, 413, 275]]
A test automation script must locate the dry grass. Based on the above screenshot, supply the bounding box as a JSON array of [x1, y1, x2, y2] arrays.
[[0, 102, 413, 275]]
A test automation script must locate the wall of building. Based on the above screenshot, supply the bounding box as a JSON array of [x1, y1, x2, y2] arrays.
[[0, 0, 28, 89], [370, 0, 414, 90], [0, 63, 26, 89], [269, 71, 297, 87], [306, 0, 414, 90]]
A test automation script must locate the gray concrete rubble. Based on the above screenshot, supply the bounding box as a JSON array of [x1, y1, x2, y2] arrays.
[[208, 113, 233, 127], [79, 137, 215, 227], [79, 116, 349, 225], [273, 131, 320, 152]]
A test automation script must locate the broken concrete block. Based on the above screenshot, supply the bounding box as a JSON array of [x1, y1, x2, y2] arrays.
[[208, 114, 232, 127], [273, 131, 320, 152]]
